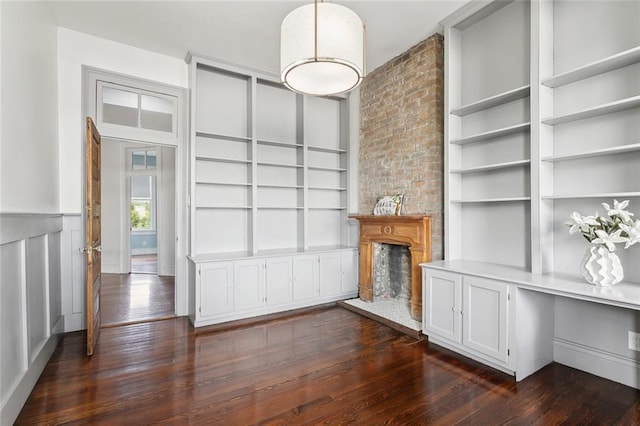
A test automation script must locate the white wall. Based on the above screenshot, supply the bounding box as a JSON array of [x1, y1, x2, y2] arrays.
[[57, 28, 188, 213], [101, 140, 125, 273], [1, 1, 59, 213], [0, 3, 64, 424], [158, 146, 176, 276], [554, 298, 640, 389]]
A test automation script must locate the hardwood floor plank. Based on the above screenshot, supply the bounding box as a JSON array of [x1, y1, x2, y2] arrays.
[[16, 307, 640, 425], [100, 273, 175, 325]]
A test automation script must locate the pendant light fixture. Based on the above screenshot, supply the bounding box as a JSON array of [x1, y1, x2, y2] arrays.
[[280, 0, 365, 96]]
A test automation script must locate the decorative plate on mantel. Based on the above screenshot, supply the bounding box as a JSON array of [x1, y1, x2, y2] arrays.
[[373, 193, 404, 216]]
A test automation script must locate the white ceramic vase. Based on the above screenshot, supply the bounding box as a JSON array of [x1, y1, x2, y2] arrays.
[[580, 246, 624, 286]]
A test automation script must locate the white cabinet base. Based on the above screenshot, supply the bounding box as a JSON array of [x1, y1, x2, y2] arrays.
[[427, 335, 516, 377], [190, 248, 358, 328]]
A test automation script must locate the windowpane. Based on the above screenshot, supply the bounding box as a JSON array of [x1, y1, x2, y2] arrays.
[[130, 175, 156, 231], [131, 175, 152, 198], [132, 151, 146, 170], [102, 86, 138, 127], [141, 94, 174, 133], [131, 200, 152, 230], [146, 150, 157, 169]]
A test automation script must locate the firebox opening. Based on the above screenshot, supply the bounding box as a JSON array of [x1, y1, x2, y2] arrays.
[[373, 243, 411, 305]]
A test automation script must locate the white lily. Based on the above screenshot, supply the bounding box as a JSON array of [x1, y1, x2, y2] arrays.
[[602, 199, 634, 223], [591, 229, 628, 252], [565, 211, 599, 235], [620, 221, 640, 249]]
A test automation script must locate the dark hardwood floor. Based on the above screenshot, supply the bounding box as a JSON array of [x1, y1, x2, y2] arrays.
[[131, 254, 158, 274], [101, 272, 174, 326], [16, 307, 640, 425]]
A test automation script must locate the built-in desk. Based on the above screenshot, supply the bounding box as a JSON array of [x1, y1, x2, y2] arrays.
[[421, 260, 640, 388]]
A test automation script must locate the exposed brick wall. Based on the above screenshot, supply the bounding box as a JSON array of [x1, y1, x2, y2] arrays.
[[359, 33, 445, 261]]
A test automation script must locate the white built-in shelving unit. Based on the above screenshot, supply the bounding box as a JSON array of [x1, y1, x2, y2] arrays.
[[185, 54, 356, 327], [427, 0, 640, 385], [442, 0, 640, 281], [187, 56, 352, 256], [444, 0, 533, 269]]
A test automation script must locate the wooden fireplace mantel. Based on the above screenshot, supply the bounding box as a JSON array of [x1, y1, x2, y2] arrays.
[[349, 215, 432, 320]]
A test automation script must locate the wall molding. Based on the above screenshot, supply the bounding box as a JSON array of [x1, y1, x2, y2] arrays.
[[0, 213, 62, 245], [0, 213, 64, 424], [554, 337, 640, 389]]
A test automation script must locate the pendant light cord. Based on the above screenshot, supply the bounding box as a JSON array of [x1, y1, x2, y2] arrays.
[[314, 0, 318, 62]]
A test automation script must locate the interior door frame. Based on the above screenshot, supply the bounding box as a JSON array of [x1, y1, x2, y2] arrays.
[[81, 66, 189, 318]]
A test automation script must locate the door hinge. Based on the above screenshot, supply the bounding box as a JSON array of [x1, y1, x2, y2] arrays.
[[507, 293, 511, 301], [199, 306, 201, 313], [507, 349, 510, 356], [198, 268, 201, 276]]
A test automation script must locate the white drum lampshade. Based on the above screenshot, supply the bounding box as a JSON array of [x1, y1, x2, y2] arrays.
[[281, 1, 365, 96]]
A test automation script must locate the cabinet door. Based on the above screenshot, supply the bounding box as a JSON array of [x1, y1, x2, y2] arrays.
[[340, 250, 358, 294], [265, 256, 293, 306], [422, 269, 462, 343], [462, 276, 509, 364], [234, 259, 265, 311], [292, 254, 318, 301], [319, 252, 341, 296], [199, 262, 234, 319]]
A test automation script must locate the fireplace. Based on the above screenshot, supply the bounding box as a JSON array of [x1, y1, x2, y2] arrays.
[[373, 243, 411, 302], [349, 215, 431, 320]]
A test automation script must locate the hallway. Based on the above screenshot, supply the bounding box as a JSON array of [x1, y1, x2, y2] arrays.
[[101, 273, 174, 326]]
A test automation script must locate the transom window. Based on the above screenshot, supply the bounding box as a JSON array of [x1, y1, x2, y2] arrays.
[[132, 150, 157, 170], [98, 81, 178, 142]]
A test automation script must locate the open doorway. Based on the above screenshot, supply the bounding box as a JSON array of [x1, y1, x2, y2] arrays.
[[130, 149, 158, 275], [101, 139, 176, 326]]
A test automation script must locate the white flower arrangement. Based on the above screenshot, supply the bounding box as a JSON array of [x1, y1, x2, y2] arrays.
[[566, 199, 640, 252]]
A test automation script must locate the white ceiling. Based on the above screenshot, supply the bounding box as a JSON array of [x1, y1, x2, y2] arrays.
[[46, 0, 468, 75]]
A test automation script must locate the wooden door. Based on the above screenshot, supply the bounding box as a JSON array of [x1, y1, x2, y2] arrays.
[[84, 117, 102, 356]]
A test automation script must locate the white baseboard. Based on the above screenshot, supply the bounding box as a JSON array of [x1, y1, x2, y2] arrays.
[[52, 316, 65, 335], [554, 338, 640, 389], [101, 262, 123, 274], [0, 333, 61, 425], [64, 312, 84, 332], [159, 266, 175, 277], [131, 248, 157, 255]]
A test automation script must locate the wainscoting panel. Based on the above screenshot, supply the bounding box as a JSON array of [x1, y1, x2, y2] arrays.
[[0, 240, 28, 411], [0, 214, 63, 425], [26, 235, 50, 363], [60, 214, 85, 331], [48, 231, 63, 333]]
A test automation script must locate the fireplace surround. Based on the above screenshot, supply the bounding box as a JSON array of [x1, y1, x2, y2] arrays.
[[350, 215, 432, 320]]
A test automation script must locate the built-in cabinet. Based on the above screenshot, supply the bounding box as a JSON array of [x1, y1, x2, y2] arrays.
[[186, 54, 357, 327], [436, 0, 640, 387], [190, 248, 358, 327], [423, 269, 511, 371]]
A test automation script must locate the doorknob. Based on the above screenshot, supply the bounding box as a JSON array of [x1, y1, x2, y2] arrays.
[[79, 243, 102, 254]]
